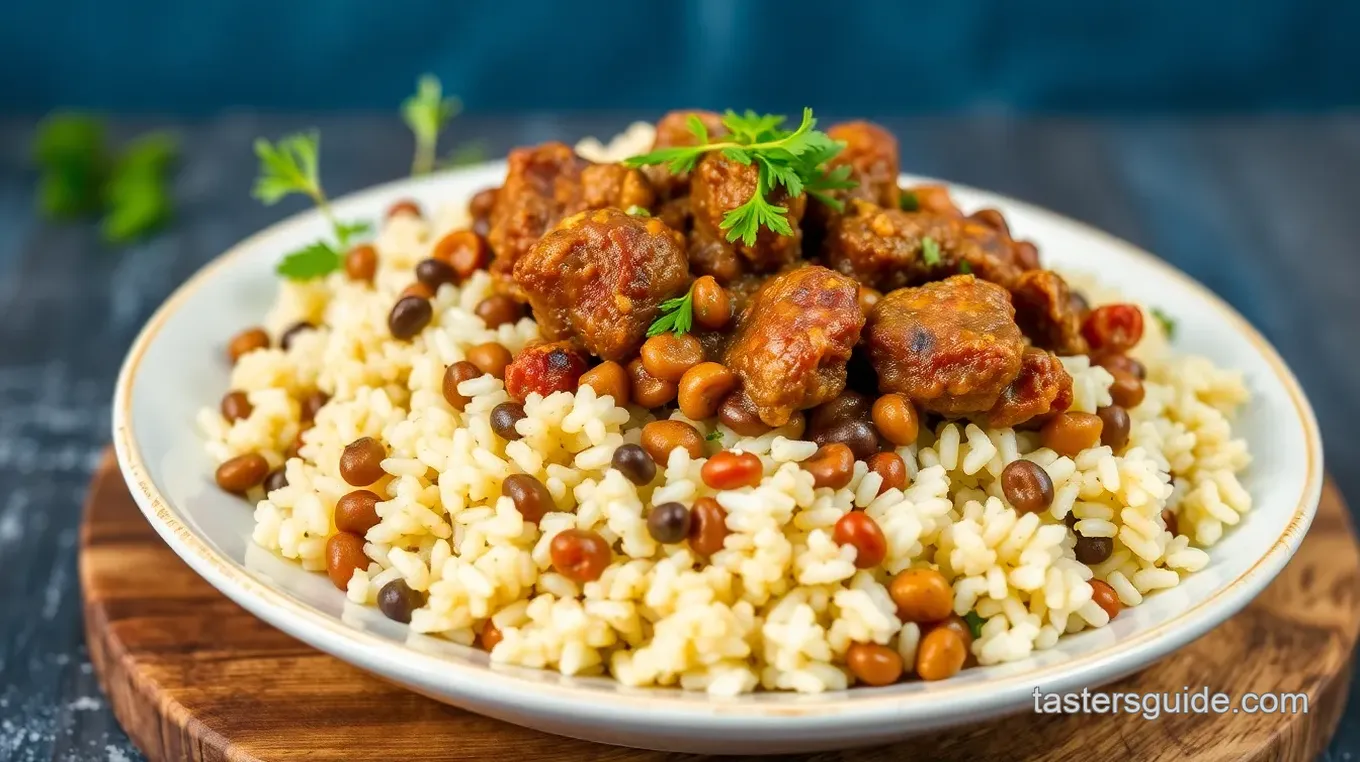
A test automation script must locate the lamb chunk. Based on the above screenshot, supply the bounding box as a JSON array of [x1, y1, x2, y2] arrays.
[[984, 347, 1074, 428], [1011, 269, 1090, 355]]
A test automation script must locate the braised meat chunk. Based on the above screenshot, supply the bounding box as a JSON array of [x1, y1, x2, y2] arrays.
[[644, 110, 727, 200], [865, 275, 1025, 416], [824, 201, 1030, 292], [826, 121, 900, 209], [514, 209, 689, 362], [984, 346, 1073, 428], [1011, 269, 1090, 356], [690, 153, 807, 283], [723, 266, 864, 426], [579, 163, 656, 213], [487, 142, 585, 282]]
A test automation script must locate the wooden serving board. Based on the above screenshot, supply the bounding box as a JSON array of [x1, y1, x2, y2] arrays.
[[81, 449, 1360, 761]]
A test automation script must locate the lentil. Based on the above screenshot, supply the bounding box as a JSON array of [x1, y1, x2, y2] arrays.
[[550, 528, 611, 582], [279, 321, 314, 351], [717, 390, 772, 437], [215, 453, 269, 494], [490, 402, 527, 440], [1108, 370, 1145, 408], [325, 531, 368, 589], [227, 327, 270, 364], [701, 450, 763, 490], [579, 360, 630, 405], [1074, 534, 1114, 564], [915, 625, 967, 681], [466, 342, 513, 379], [687, 497, 729, 556], [432, 230, 489, 279], [833, 511, 888, 569], [415, 258, 458, 291], [611, 443, 657, 486], [344, 244, 378, 282], [339, 436, 386, 486], [1090, 579, 1122, 620], [1095, 353, 1146, 380], [263, 468, 288, 494], [647, 502, 692, 544], [871, 393, 920, 447], [502, 473, 553, 523], [639, 420, 705, 465], [388, 296, 433, 340], [802, 443, 855, 489], [889, 568, 954, 623], [1097, 405, 1131, 451], [1040, 412, 1103, 457], [475, 294, 525, 328], [640, 333, 705, 383], [691, 275, 732, 330], [866, 451, 907, 494], [220, 390, 252, 422], [677, 362, 738, 420], [846, 642, 904, 686], [401, 282, 434, 300], [441, 360, 483, 411], [300, 390, 329, 423], [377, 579, 427, 624], [1162, 508, 1179, 537], [386, 199, 421, 218], [1000, 460, 1054, 513], [335, 489, 383, 534], [479, 619, 503, 651]]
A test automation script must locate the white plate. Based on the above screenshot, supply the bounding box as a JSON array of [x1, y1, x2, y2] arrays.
[[112, 163, 1323, 754]]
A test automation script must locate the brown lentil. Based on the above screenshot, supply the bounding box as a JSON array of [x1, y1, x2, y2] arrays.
[[833, 511, 888, 569], [846, 642, 903, 686], [215, 453, 269, 494], [866, 452, 907, 495], [1096, 405, 1131, 451], [969, 207, 1010, 235], [647, 502, 692, 544], [300, 390, 330, 423], [677, 362, 738, 420], [639, 420, 705, 465], [334, 489, 383, 534], [263, 468, 288, 494], [388, 295, 433, 340], [690, 275, 732, 330], [579, 360, 630, 405], [325, 531, 368, 589], [279, 321, 314, 351], [929, 614, 975, 652], [1095, 353, 1146, 380], [1089, 579, 1122, 620], [1040, 412, 1104, 457], [386, 199, 422, 219], [401, 282, 434, 300], [640, 333, 705, 383], [441, 361, 483, 411], [344, 244, 378, 282], [687, 497, 729, 556], [888, 568, 954, 623], [1074, 534, 1114, 564], [550, 528, 611, 582], [475, 294, 525, 328], [479, 619, 503, 651], [220, 390, 253, 422], [802, 443, 855, 489], [717, 390, 772, 437], [1162, 508, 1179, 537], [377, 579, 426, 624], [415, 258, 458, 291], [611, 443, 657, 486], [915, 625, 967, 681], [502, 473, 554, 523], [871, 393, 920, 447], [432, 230, 489, 279], [227, 327, 270, 364], [1108, 370, 1145, 409], [701, 450, 764, 490], [1000, 460, 1055, 513], [339, 436, 386, 486], [490, 401, 527, 440], [466, 342, 513, 380]]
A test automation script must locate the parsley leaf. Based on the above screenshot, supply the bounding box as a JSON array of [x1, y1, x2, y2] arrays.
[[959, 260, 972, 274], [625, 205, 651, 217], [705, 429, 724, 442], [922, 236, 942, 266], [899, 190, 919, 211], [101, 131, 179, 243], [334, 219, 373, 248], [647, 288, 695, 337], [403, 74, 461, 176], [1151, 307, 1177, 339], [624, 107, 856, 244], [276, 241, 342, 280], [963, 611, 986, 639]]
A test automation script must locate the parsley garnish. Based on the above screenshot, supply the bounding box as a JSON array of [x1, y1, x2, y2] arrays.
[[647, 287, 695, 337], [253, 132, 371, 280], [1151, 307, 1177, 340], [626, 205, 651, 217], [705, 430, 724, 442], [32, 113, 179, 243], [624, 108, 856, 246], [402, 74, 461, 176], [963, 610, 986, 639], [958, 260, 972, 274], [922, 236, 942, 266], [899, 190, 919, 211]]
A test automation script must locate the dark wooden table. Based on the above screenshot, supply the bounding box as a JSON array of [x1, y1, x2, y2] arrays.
[[0, 113, 1356, 761]]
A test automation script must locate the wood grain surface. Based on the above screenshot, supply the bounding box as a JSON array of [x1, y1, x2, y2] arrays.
[[80, 450, 1359, 761]]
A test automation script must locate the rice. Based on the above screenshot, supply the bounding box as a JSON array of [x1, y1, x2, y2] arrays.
[[201, 139, 1253, 695]]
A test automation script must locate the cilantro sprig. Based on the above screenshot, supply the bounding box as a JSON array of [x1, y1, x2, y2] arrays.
[[402, 74, 461, 177], [253, 132, 371, 280], [647, 287, 695, 337], [921, 236, 942, 266], [963, 611, 986, 639], [1151, 307, 1177, 340], [624, 108, 856, 246]]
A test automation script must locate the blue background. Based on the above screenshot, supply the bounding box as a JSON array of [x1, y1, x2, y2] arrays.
[[2, 0, 1359, 115]]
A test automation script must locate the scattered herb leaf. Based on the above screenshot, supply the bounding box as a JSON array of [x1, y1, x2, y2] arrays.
[[705, 429, 724, 442], [922, 236, 942, 266], [963, 611, 986, 639], [101, 131, 179, 243], [444, 139, 488, 169], [647, 287, 695, 337], [252, 132, 371, 279], [403, 74, 461, 176], [624, 107, 857, 245], [625, 205, 651, 217], [898, 190, 919, 212], [958, 260, 972, 274], [1151, 307, 1177, 339]]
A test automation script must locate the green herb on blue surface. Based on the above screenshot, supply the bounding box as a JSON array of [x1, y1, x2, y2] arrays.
[[1151, 307, 1177, 340], [253, 131, 371, 280], [624, 107, 857, 246], [921, 236, 942, 266], [963, 610, 986, 639], [403, 74, 461, 176]]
